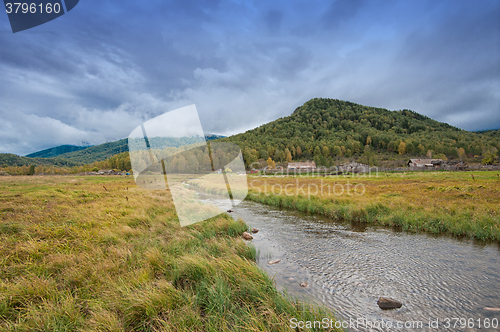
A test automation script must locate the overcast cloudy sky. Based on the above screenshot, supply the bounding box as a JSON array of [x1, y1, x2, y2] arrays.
[[1, 0, 499, 155]]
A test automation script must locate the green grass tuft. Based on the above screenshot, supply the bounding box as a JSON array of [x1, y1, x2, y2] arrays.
[[0, 176, 341, 331]]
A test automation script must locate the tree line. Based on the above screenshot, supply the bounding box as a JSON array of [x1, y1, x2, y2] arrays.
[[0, 151, 132, 175], [220, 98, 499, 167]]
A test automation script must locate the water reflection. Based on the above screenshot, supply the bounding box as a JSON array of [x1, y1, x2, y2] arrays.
[[226, 199, 500, 332]]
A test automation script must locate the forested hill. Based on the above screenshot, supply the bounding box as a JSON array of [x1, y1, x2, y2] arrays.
[[26, 145, 90, 158], [220, 98, 500, 167], [0, 154, 82, 167], [33, 135, 226, 165], [54, 139, 130, 164], [0, 140, 128, 168], [0, 134, 227, 168]]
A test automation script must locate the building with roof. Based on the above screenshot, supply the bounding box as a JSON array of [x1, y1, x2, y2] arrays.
[[407, 159, 444, 168], [287, 161, 316, 170]]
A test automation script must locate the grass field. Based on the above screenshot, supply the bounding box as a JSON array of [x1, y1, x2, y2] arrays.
[[0, 176, 340, 332], [246, 171, 500, 242]]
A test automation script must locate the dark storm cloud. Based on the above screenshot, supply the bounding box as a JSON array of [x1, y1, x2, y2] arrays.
[[263, 10, 284, 34], [376, 1, 500, 129], [0, 0, 499, 155], [321, 0, 367, 29]]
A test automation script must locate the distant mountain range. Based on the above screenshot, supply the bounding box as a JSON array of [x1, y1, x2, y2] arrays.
[[49, 139, 130, 164], [0, 134, 226, 167], [26, 145, 91, 158], [1, 98, 499, 169], [0, 154, 82, 167]]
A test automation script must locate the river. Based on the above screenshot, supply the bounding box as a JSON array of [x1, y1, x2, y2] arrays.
[[219, 198, 500, 331]]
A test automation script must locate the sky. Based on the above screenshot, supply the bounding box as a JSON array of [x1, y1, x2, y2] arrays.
[[0, 0, 499, 156]]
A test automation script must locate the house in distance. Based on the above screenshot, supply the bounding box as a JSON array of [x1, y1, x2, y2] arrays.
[[407, 159, 444, 169], [287, 161, 316, 170]]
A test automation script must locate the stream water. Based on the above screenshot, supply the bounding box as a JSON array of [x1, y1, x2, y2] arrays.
[[220, 198, 500, 331]]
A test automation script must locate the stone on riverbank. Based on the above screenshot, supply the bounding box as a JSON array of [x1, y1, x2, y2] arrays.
[[242, 232, 253, 240]]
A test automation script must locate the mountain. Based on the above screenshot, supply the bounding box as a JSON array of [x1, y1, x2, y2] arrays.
[[0, 154, 82, 167], [56, 135, 226, 164], [0, 140, 128, 167], [26, 145, 91, 158], [3, 97, 498, 170], [1, 134, 228, 167], [54, 139, 130, 164], [475, 129, 500, 134], [220, 98, 500, 167], [205, 134, 226, 140]]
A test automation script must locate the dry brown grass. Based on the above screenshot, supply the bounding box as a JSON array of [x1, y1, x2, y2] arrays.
[[0, 175, 340, 331], [246, 171, 500, 241]]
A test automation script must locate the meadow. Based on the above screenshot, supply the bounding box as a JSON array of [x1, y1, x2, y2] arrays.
[[246, 171, 500, 242], [0, 176, 339, 331]]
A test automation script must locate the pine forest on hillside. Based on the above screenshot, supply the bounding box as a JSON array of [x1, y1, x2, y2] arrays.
[[220, 98, 499, 167]]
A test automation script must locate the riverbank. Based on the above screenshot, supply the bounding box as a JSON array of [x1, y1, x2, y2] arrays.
[[0, 176, 340, 331], [246, 171, 500, 242], [230, 198, 500, 330]]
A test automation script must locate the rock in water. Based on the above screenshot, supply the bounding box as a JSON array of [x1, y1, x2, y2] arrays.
[[377, 297, 403, 310], [268, 259, 281, 265], [242, 232, 253, 240], [251, 228, 259, 233], [300, 282, 308, 287]]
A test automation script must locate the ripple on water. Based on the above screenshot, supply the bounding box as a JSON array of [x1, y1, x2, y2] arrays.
[[225, 200, 500, 332]]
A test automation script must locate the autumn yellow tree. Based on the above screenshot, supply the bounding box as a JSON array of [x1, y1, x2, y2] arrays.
[[266, 157, 276, 169], [285, 148, 293, 162], [398, 141, 406, 155], [322, 146, 329, 157], [457, 147, 466, 161]]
